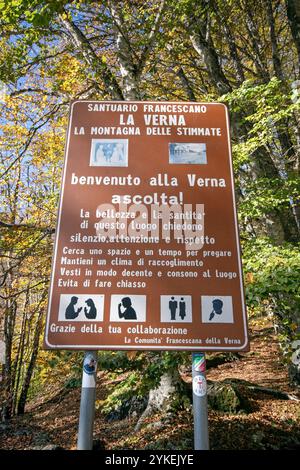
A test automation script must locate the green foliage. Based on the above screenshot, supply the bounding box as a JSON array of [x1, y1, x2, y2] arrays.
[[64, 377, 82, 389], [97, 351, 143, 372], [28, 350, 82, 399], [142, 352, 185, 389], [0, 0, 67, 26], [1, 0, 300, 415], [243, 237, 300, 358], [96, 350, 191, 416], [224, 78, 300, 167], [96, 372, 140, 416], [238, 177, 300, 219], [222, 79, 300, 227]]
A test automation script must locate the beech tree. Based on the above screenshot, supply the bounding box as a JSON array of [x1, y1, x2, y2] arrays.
[[0, 0, 299, 419]]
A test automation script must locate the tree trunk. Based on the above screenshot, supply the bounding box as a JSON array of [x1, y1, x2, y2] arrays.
[[211, 0, 245, 84], [188, 3, 299, 242], [2, 297, 17, 420], [177, 66, 197, 102], [189, 28, 232, 95], [12, 304, 26, 415], [243, 2, 270, 81], [108, 1, 184, 425], [266, 0, 284, 80], [135, 368, 181, 431], [108, 0, 166, 100], [59, 13, 124, 100], [17, 309, 43, 415], [285, 0, 300, 72], [109, 3, 141, 100]]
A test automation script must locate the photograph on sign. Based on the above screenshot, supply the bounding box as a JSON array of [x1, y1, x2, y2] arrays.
[[90, 139, 128, 167], [169, 143, 207, 164], [44, 100, 249, 351]]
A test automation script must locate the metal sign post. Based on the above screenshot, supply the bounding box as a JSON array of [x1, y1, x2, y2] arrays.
[[192, 352, 209, 450], [77, 351, 97, 450]]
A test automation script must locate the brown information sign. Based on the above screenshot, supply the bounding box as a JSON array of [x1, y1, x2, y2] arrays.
[[44, 101, 249, 351]]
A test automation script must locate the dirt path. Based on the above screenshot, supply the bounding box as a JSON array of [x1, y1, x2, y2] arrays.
[[0, 320, 299, 450], [207, 324, 291, 391]]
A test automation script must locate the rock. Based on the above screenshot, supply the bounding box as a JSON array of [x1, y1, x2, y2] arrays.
[[92, 439, 106, 450], [207, 379, 253, 413], [32, 431, 50, 446], [161, 412, 175, 425], [147, 372, 180, 412], [208, 382, 241, 413], [106, 395, 147, 422], [289, 363, 300, 387], [128, 396, 148, 418], [251, 430, 265, 448], [14, 428, 32, 437], [30, 444, 64, 450], [145, 420, 164, 430]]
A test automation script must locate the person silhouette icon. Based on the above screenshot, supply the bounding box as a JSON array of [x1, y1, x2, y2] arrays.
[[94, 143, 104, 164], [169, 296, 178, 320], [103, 143, 115, 163], [65, 296, 82, 320], [179, 297, 186, 320], [84, 298, 97, 319], [118, 297, 137, 320], [209, 299, 223, 321]]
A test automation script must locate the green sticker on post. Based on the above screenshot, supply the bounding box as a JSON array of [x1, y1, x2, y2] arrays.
[[193, 354, 206, 372]]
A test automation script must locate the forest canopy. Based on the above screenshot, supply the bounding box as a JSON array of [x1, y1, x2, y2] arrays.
[[0, 0, 299, 419]]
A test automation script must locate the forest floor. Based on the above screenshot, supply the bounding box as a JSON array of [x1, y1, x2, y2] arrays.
[[1, 317, 300, 451]]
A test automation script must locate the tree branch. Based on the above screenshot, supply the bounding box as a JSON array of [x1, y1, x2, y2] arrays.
[[0, 280, 49, 300], [138, 0, 166, 74], [10, 88, 59, 97], [0, 103, 65, 179], [0, 220, 55, 234], [108, 0, 166, 100], [59, 11, 124, 100]]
